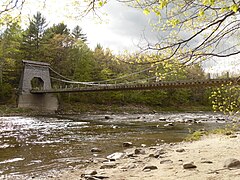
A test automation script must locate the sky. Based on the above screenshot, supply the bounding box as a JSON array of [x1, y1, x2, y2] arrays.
[[19, 0, 240, 74], [21, 0, 157, 53]]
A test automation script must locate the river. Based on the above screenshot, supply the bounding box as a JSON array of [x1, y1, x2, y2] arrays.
[[0, 112, 234, 179]]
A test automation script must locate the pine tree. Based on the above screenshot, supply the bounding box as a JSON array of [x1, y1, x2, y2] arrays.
[[21, 12, 47, 60], [72, 25, 87, 42]]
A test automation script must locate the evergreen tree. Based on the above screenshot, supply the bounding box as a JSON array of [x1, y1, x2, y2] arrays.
[[21, 12, 47, 60], [44, 22, 70, 38], [72, 25, 87, 42]]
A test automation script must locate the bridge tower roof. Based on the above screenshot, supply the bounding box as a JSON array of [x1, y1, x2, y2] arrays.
[[22, 60, 50, 66]]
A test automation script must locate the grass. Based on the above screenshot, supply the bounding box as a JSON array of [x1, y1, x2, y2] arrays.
[[185, 125, 238, 142]]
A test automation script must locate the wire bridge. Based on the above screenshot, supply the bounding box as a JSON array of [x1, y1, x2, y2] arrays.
[[31, 65, 240, 94]]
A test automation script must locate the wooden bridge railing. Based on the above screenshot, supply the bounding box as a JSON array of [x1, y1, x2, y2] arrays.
[[31, 77, 240, 94]]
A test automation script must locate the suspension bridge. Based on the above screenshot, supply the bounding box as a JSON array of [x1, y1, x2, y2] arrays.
[[18, 60, 240, 111]]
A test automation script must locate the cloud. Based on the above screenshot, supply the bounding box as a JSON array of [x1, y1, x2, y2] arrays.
[[80, 1, 158, 53]]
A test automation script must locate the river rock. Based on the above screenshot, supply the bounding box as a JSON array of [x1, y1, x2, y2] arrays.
[[123, 142, 133, 148], [183, 162, 197, 169], [100, 162, 117, 169], [201, 160, 213, 164], [143, 165, 158, 171], [121, 163, 137, 169], [107, 152, 125, 161], [93, 158, 108, 163], [160, 159, 173, 164], [176, 148, 185, 153], [82, 170, 97, 176], [104, 115, 111, 119], [164, 123, 174, 127], [91, 148, 102, 153], [134, 148, 145, 155], [224, 158, 240, 168], [149, 149, 165, 158], [159, 118, 167, 121]]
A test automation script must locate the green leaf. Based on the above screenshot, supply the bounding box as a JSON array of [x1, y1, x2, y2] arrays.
[[198, 9, 204, 16], [99, 1, 103, 7], [143, 9, 150, 15], [230, 4, 239, 13], [159, 0, 168, 9]]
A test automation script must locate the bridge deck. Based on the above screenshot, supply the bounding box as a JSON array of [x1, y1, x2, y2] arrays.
[[31, 77, 239, 94]]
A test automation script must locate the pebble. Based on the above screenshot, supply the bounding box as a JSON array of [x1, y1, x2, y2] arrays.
[[104, 115, 111, 119], [134, 148, 145, 155], [201, 160, 213, 164], [149, 149, 165, 158], [176, 148, 185, 153], [164, 123, 174, 127], [183, 162, 197, 169], [224, 158, 240, 168], [143, 165, 158, 171], [83, 170, 97, 176], [91, 148, 102, 153], [160, 159, 173, 164], [100, 162, 117, 169]]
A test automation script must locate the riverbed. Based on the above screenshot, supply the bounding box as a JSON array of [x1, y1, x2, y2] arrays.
[[0, 112, 236, 179]]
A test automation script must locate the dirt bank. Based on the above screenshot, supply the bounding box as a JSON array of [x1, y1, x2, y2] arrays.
[[56, 133, 240, 180]]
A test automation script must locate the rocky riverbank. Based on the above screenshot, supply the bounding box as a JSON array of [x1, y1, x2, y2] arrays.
[[56, 133, 240, 180]]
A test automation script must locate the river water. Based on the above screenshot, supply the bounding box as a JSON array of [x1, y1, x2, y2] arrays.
[[0, 112, 235, 179]]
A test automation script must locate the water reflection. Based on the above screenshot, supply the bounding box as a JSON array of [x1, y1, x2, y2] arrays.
[[0, 113, 231, 178]]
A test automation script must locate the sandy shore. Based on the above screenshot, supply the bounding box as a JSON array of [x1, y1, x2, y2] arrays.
[[55, 133, 240, 180]]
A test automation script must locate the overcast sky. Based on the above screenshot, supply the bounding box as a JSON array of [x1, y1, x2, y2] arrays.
[[22, 0, 157, 53]]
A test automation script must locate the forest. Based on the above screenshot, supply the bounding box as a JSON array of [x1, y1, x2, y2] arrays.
[[0, 12, 236, 112]]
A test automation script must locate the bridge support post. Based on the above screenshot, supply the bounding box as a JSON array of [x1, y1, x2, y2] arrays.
[[18, 60, 59, 112]]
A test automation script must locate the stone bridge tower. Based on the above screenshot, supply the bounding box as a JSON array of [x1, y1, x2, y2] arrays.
[[18, 60, 58, 111]]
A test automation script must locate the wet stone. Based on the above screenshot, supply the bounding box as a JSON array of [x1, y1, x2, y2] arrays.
[[164, 123, 174, 127], [91, 148, 102, 153], [104, 116, 111, 119], [123, 142, 133, 148]]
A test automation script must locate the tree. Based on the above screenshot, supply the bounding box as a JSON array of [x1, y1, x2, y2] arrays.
[[72, 25, 87, 42], [21, 12, 47, 60], [45, 23, 70, 38], [0, 22, 23, 102]]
